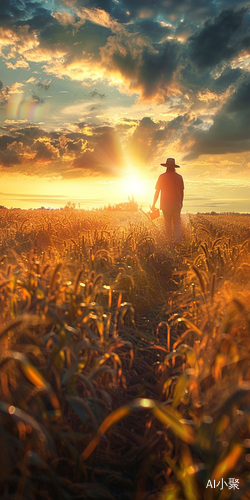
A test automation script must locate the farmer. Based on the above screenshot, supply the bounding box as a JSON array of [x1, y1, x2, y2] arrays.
[[151, 158, 184, 245]]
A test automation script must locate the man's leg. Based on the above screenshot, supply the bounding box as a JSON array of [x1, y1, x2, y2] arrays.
[[172, 209, 181, 244], [162, 210, 173, 242]]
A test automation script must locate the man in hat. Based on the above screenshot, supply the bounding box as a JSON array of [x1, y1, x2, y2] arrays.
[[151, 158, 184, 245]]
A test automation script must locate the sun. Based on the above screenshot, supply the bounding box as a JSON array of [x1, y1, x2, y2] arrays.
[[121, 173, 146, 197]]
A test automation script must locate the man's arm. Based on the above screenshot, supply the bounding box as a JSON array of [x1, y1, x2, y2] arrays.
[[152, 188, 160, 210], [180, 178, 184, 208]]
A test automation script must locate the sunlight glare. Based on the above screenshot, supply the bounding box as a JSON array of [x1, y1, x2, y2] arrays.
[[122, 173, 146, 197]]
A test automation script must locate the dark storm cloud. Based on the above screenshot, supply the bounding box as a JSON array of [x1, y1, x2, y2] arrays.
[[99, 0, 215, 23], [213, 67, 243, 90], [16, 9, 74, 51], [188, 8, 248, 68], [59, 0, 115, 11], [183, 78, 250, 160], [59, 0, 131, 23], [59, 0, 218, 25], [180, 62, 213, 92], [101, 37, 180, 100], [130, 19, 172, 42], [25, 7, 112, 53], [179, 60, 244, 101], [216, 0, 250, 9], [0, 0, 28, 24], [0, 0, 52, 26], [226, 78, 250, 111], [175, 20, 195, 40]]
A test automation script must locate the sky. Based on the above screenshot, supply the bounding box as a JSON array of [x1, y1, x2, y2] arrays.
[[0, 0, 250, 212]]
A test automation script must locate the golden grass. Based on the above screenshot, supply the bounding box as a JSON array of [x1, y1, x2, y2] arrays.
[[0, 208, 250, 498]]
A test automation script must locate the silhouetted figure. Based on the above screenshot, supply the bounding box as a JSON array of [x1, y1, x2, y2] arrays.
[[152, 158, 184, 245]]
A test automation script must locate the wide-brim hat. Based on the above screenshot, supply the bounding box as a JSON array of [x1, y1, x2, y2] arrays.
[[160, 157, 180, 168]]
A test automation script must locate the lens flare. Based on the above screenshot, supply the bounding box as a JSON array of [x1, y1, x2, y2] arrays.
[[7, 93, 45, 121]]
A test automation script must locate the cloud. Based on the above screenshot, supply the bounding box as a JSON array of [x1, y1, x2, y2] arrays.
[[31, 138, 59, 162], [0, 122, 124, 177], [1, 0, 250, 180], [226, 78, 250, 111], [0, 136, 33, 167], [183, 77, 250, 160], [5, 58, 30, 69], [26, 77, 37, 84], [131, 19, 173, 43], [30, 93, 45, 105], [212, 66, 243, 90], [0, 2, 247, 105], [100, 35, 181, 101], [0, 81, 26, 107], [53, 11, 76, 26], [8, 82, 25, 94], [75, 6, 123, 32], [188, 8, 248, 68], [125, 117, 161, 165], [36, 79, 52, 91], [0, 83, 9, 105], [75, 0, 216, 24], [0, 25, 39, 59], [89, 89, 106, 98], [72, 126, 124, 175], [122, 114, 198, 167]]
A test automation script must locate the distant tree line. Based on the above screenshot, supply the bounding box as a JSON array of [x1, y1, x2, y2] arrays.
[[197, 211, 250, 216]]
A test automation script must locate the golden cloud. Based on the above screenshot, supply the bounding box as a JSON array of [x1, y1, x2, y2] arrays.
[[53, 11, 76, 26], [0, 25, 67, 75], [6, 58, 30, 69], [25, 47, 67, 63], [43, 57, 104, 82], [26, 77, 37, 84], [8, 82, 25, 94], [0, 27, 19, 55], [196, 86, 235, 115], [75, 7, 124, 33], [0, 26, 39, 57]]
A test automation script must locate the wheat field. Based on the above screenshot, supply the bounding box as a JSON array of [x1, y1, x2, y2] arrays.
[[0, 206, 250, 499]]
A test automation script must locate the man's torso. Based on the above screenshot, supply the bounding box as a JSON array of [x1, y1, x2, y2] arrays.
[[156, 171, 184, 210]]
